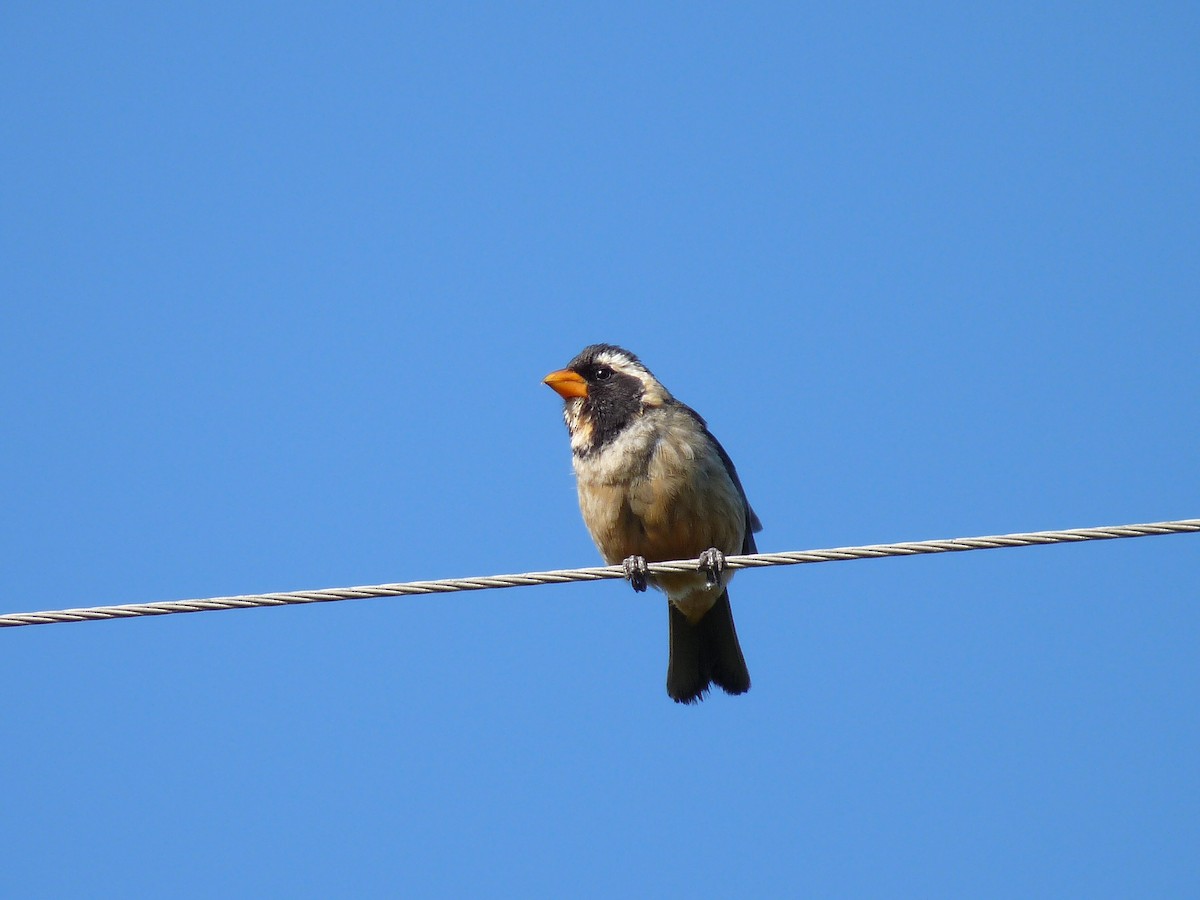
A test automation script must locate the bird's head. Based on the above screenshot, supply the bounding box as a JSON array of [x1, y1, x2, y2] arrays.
[[543, 344, 671, 455]]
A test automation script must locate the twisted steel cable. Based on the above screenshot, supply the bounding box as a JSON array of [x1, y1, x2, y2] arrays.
[[1, 519, 1196, 629]]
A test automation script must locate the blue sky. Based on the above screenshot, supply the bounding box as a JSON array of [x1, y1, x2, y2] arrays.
[[2, 3, 1197, 896]]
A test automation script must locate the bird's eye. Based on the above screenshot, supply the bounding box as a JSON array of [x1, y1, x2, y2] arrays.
[[593, 366, 612, 381]]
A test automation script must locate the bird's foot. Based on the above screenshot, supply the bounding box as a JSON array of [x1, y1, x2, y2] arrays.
[[698, 548, 726, 588], [622, 555, 649, 593]]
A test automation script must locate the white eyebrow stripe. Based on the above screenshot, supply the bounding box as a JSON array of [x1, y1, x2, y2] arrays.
[[593, 352, 648, 380], [593, 350, 634, 369]]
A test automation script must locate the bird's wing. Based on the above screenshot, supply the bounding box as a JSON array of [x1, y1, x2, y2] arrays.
[[676, 402, 762, 554]]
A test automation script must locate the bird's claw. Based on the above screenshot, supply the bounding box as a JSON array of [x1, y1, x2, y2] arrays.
[[622, 555, 649, 593], [698, 548, 726, 588]]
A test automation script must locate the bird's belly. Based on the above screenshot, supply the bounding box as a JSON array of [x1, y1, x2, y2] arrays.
[[578, 479, 740, 563], [574, 430, 745, 623], [577, 476, 741, 624]]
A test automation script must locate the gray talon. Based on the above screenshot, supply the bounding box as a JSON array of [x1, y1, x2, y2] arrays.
[[622, 555, 649, 592], [698, 548, 726, 587]]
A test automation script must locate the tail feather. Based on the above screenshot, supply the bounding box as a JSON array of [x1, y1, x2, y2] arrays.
[[666, 591, 750, 704]]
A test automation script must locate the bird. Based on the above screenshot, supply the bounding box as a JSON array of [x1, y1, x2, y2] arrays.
[[543, 343, 760, 703]]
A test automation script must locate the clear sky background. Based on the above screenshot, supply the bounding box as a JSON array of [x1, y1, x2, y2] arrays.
[[2, 3, 1197, 897]]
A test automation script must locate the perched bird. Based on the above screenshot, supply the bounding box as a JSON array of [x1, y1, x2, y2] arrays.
[[543, 344, 760, 703]]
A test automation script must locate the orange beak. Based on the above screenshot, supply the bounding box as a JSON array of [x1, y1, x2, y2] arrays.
[[543, 368, 588, 399]]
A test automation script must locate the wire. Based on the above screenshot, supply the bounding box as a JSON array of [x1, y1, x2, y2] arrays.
[[1, 518, 1196, 629]]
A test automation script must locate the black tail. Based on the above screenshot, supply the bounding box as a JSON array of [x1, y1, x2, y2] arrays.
[[666, 591, 751, 704]]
